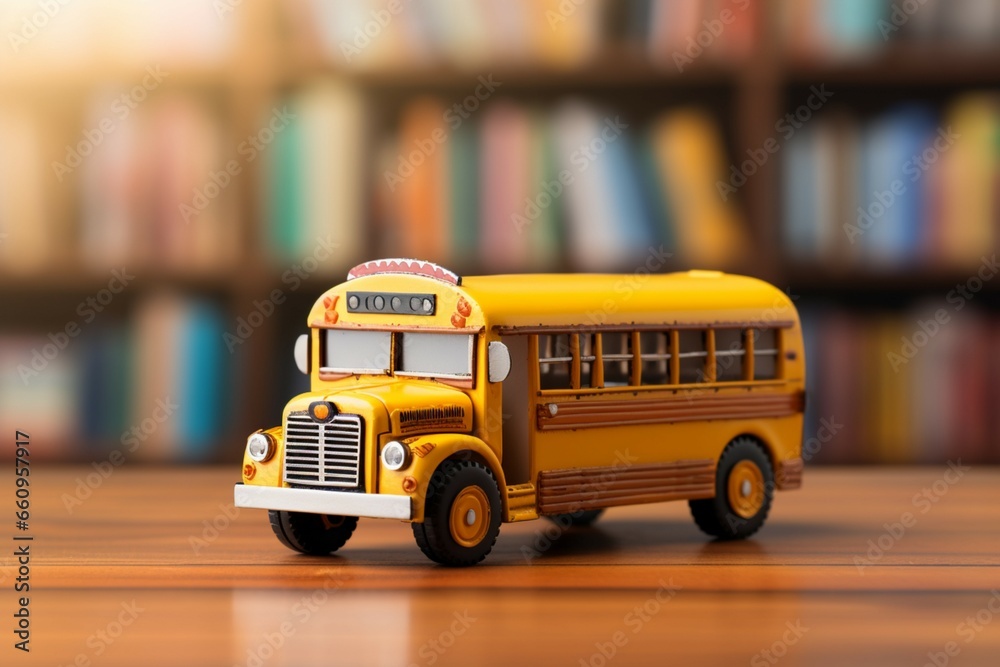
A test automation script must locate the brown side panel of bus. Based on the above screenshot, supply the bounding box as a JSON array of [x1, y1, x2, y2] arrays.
[[536, 459, 716, 514]]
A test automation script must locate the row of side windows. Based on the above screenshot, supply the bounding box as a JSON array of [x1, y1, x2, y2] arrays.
[[537, 328, 781, 391]]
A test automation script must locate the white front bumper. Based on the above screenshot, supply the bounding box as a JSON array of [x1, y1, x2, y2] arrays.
[[234, 484, 412, 520]]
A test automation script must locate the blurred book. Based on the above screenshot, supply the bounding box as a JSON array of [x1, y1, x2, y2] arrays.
[[479, 101, 534, 269], [647, 0, 758, 68], [650, 109, 747, 267], [0, 108, 52, 273], [78, 326, 133, 452], [0, 336, 77, 459], [289, 0, 767, 73], [133, 293, 230, 462], [783, 94, 1000, 271], [81, 92, 240, 273], [802, 307, 1000, 464], [938, 96, 999, 268], [779, 0, 1000, 60], [396, 97, 451, 262], [0, 294, 231, 462], [264, 81, 367, 270]]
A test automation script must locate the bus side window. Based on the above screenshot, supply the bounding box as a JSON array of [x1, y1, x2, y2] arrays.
[[602, 332, 632, 387], [579, 333, 597, 389], [640, 331, 671, 386], [714, 329, 745, 382], [538, 333, 573, 390], [678, 330, 709, 383], [752, 328, 780, 380]]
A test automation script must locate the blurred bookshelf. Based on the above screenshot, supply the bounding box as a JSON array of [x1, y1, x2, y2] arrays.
[[1, 0, 999, 464]]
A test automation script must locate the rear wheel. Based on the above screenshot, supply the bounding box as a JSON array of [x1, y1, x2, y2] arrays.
[[689, 437, 773, 540], [268, 510, 358, 555], [545, 509, 605, 527], [412, 460, 502, 567]]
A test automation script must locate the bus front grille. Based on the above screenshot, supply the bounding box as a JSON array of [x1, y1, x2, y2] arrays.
[[283, 412, 363, 489]]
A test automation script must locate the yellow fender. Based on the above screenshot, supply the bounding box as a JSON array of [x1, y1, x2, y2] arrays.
[[241, 425, 285, 488], [379, 433, 506, 523]]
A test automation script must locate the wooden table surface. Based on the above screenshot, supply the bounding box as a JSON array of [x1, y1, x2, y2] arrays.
[[3, 465, 999, 666]]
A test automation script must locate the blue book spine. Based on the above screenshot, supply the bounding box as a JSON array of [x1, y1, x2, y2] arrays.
[[178, 302, 227, 460]]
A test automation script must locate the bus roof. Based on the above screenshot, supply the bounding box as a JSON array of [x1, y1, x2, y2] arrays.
[[459, 271, 798, 331], [323, 261, 798, 333]]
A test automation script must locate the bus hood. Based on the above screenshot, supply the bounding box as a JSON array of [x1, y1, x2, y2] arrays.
[[315, 381, 474, 437]]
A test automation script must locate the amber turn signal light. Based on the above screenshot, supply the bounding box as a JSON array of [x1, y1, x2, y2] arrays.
[[309, 401, 336, 422]]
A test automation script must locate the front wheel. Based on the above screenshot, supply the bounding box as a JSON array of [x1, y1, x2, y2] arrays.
[[412, 461, 502, 567], [268, 510, 358, 555], [689, 437, 773, 540]]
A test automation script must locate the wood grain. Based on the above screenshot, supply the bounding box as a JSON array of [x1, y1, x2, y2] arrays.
[[4, 465, 1000, 666]]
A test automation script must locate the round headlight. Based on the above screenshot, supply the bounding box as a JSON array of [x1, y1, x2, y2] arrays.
[[247, 432, 274, 462], [380, 440, 409, 471]]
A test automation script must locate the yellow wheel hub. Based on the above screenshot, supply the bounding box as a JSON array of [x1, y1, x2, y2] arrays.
[[727, 460, 765, 519], [449, 486, 490, 548]]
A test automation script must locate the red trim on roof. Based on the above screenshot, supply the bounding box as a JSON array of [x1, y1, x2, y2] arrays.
[[346, 258, 461, 285]]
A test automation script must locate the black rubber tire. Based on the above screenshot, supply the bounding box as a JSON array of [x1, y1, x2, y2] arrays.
[[545, 509, 605, 527], [412, 460, 502, 567], [268, 510, 358, 555], [689, 437, 774, 540]]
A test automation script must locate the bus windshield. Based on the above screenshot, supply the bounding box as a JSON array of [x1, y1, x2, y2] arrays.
[[397, 332, 473, 379], [322, 330, 392, 374], [321, 330, 473, 379]]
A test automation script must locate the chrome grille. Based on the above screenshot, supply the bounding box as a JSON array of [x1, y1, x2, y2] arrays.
[[283, 412, 363, 488]]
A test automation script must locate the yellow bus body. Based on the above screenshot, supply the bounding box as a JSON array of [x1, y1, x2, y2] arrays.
[[236, 260, 805, 563]]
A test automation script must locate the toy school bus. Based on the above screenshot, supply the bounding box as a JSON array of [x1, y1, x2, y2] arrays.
[[235, 258, 805, 566]]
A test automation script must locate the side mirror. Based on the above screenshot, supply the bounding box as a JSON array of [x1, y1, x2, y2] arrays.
[[487, 341, 510, 383], [294, 334, 310, 375]]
